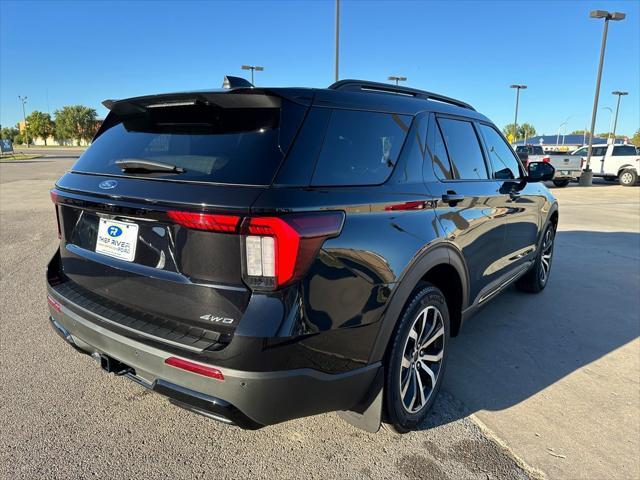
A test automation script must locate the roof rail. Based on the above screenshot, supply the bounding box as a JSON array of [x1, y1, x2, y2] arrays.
[[328, 79, 475, 111]]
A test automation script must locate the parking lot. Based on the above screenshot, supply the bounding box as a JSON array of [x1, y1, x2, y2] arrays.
[[1, 157, 638, 480]]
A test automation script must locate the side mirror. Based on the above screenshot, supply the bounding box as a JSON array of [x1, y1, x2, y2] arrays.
[[527, 161, 555, 182]]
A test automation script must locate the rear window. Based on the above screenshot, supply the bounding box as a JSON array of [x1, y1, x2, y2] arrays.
[[72, 102, 305, 185], [310, 110, 411, 186]]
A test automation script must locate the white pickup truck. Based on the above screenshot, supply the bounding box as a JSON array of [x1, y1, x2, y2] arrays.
[[573, 144, 640, 186], [515, 145, 582, 187]]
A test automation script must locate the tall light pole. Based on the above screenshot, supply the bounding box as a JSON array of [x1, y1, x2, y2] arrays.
[[334, 0, 340, 82], [388, 76, 407, 86], [18, 95, 28, 148], [241, 65, 264, 86], [510, 84, 527, 144], [600, 106, 614, 141], [611, 90, 628, 140], [580, 10, 626, 186]]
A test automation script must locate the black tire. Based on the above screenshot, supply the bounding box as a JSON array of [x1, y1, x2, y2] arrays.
[[552, 179, 570, 188], [619, 169, 638, 187], [384, 283, 450, 433], [516, 223, 556, 293]]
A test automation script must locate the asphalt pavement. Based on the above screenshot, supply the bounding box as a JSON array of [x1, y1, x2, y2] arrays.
[[0, 158, 536, 480]]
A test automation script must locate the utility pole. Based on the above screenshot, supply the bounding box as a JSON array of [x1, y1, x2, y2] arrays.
[[18, 95, 28, 148], [388, 76, 407, 86], [510, 84, 527, 144], [611, 90, 628, 140], [580, 10, 626, 186], [334, 0, 340, 82]]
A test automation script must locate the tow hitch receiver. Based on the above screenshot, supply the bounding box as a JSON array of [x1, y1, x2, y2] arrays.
[[99, 354, 134, 376]]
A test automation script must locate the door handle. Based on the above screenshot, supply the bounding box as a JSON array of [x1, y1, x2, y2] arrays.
[[442, 192, 465, 205]]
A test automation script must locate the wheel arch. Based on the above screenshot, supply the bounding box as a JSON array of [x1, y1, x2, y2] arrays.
[[368, 242, 469, 363]]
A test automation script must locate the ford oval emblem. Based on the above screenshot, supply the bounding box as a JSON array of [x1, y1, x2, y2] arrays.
[[107, 225, 123, 237], [99, 180, 118, 190]]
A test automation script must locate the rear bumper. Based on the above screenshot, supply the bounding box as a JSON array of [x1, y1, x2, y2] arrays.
[[553, 169, 581, 179], [47, 287, 380, 428]]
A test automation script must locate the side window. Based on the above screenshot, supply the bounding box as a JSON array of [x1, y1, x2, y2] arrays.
[[592, 147, 607, 156], [427, 120, 454, 180], [479, 124, 521, 180], [437, 118, 488, 180], [612, 145, 637, 156], [311, 110, 411, 186], [573, 147, 587, 156]]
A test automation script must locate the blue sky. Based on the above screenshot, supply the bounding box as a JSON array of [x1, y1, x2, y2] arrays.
[[1, 0, 638, 136]]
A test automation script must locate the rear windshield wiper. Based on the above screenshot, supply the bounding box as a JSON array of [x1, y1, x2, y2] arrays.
[[115, 159, 185, 173]]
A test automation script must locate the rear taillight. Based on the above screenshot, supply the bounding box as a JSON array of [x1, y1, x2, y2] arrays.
[[542, 156, 551, 163], [50, 190, 61, 239], [167, 211, 240, 233], [241, 212, 344, 290], [165, 356, 224, 380]]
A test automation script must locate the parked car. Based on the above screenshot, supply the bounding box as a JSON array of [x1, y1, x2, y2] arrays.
[[47, 78, 558, 433], [572, 144, 640, 186], [515, 144, 581, 187]]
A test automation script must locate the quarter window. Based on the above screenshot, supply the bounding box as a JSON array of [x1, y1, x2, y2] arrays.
[[311, 110, 411, 186], [479, 124, 521, 180], [437, 118, 488, 180]]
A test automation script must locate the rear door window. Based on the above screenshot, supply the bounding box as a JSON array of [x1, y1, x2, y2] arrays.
[[437, 118, 488, 180], [612, 145, 637, 156], [310, 110, 411, 186], [479, 124, 522, 180]]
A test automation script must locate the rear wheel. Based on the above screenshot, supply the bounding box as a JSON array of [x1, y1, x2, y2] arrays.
[[552, 179, 570, 188], [516, 223, 555, 293], [384, 284, 449, 432], [619, 169, 638, 186]]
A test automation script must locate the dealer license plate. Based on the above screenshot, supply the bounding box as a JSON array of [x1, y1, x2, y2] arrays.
[[95, 219, 139, 262]]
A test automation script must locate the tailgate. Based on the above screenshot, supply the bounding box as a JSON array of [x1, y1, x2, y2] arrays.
[[549, 154, 581, 173]]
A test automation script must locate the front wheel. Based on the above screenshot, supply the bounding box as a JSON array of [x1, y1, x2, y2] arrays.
[[384, 284, 450, 432], [516, 223, 555, 293], [552, 179, 570, 188], [619, 169, 638, 186]]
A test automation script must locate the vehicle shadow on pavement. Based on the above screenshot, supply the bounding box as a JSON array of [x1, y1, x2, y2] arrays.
[[425, 230, 640, 428]]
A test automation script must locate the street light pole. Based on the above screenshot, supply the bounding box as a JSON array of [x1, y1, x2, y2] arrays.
[[611, 90, 628, 140], [388, 76, 407, 86], [580, 10, 626, 186], [334, 0, 340, 82], [600, 106, 614, 141], [510, 84, 527, 144], [240, 65, 264, 86], [18, 95, 28, 148]]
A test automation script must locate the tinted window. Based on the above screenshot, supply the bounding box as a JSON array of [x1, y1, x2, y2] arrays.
[[592, 146, 607, 156], [311, 110, 411, 186], [429, 122, 454, 180], [437, 118, 488, 180], [479, 124, 521, 180], [573, 147, 587, 156], [72, 103, 305, 185], [612, 145, 637, 156], [531, 146, 544, 155]]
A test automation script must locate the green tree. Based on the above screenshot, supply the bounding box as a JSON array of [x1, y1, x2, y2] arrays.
[[54, 105, 97, 145], [520, 123, 536, 140], [1, 126, 19, 141], [503, 123, 536, 143], [26, 111, 55, 145], [631, 129, 640, 147]]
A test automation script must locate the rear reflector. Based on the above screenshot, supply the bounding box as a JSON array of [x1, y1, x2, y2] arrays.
[[164, 357, 224, 380], [47, 295, 61, 312], [167, 211, 240, 233], [385, 201, 426, 211]]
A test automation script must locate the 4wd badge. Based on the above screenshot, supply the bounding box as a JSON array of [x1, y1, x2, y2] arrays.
[[200, 314, 234, 325]]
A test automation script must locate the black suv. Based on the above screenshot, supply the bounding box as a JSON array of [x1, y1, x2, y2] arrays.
[[47, 79, 557, 432]]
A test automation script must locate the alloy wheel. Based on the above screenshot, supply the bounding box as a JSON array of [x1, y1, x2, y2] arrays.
[[621, 172, 633, 185], [540, 228, 554, 284], [399, 305, 445, 413]]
